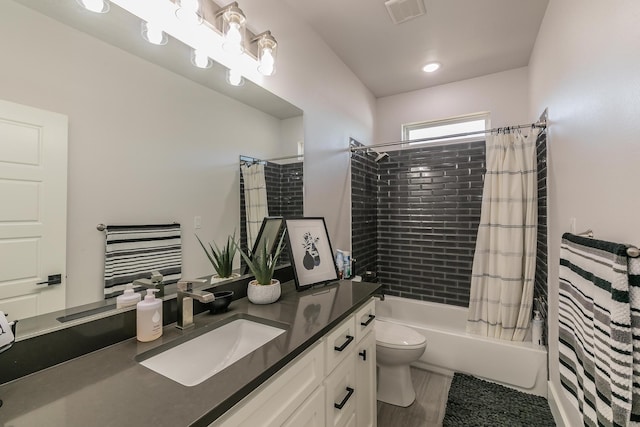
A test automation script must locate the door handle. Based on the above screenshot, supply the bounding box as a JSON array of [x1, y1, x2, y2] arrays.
[[334, 387, 355, 410], [37, 274, 62, 286], [334, 335, 354, 352], [360, 314, 375, 327], [359, 349, 367, 361]]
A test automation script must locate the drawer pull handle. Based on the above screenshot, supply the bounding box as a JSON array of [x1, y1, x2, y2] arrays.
[[334, 387, 355, 410], [360, 314, 375, 327], [334, 335, 354, 352], [359, 350, 367, 361]]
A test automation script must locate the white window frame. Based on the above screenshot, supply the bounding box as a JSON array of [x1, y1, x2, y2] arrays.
[[402, 112, 491, 147]]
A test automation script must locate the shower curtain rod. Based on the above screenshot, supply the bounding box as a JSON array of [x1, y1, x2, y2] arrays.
[[350, 120, 547, 152]]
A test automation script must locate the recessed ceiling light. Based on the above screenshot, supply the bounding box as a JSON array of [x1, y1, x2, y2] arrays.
[[422, 62, 441, 73]]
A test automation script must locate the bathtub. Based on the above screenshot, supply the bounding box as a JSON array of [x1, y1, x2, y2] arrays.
[[376, 296, 548, 397]]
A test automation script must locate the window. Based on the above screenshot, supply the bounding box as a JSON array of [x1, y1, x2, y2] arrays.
[[402, 112, 490, 145]]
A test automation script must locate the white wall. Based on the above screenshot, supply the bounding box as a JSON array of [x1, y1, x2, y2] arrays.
[[0, 2, 290, 307], [529, 0, 640, 424], [376, 67, 530, 144], [231, 0, 376, 252]]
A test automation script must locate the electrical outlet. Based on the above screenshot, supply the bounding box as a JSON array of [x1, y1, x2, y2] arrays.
[[194, 216, 202, 229]]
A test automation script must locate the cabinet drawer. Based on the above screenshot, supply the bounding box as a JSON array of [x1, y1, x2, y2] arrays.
[[325, 355, 356, 427], [354, 298, 376, 343], [325, 315, 357, 374]]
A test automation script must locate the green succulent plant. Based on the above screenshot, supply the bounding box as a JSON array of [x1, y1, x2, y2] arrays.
[[196, 231, 237, 278], [236, 230, 287, 285]]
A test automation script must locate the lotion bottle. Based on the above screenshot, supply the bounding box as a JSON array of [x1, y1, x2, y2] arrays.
[[137, 289, 162, 342], [532, 310, 543, 346], [116, 284, 141, 309]]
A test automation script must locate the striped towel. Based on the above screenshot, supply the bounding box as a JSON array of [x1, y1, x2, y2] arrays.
[[559, 233, 635, 426], [104, 224, 182, 299], [630, 255, 640, 425]]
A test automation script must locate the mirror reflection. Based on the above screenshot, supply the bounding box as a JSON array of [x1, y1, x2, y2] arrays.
[[239, 154, 304, 268], [0, 0, 303, 337]]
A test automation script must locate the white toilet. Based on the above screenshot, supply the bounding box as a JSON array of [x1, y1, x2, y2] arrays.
[[375, 320, 427, 407]]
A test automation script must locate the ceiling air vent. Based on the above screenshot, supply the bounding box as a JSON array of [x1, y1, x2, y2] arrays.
[[384, 0, 426, 25]]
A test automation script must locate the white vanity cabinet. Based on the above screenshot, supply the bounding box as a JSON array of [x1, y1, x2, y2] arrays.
[[211, 298, 376, 427], [324, 298, 376, 427]]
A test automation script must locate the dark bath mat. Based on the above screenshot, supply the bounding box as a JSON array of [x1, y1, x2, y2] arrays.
[[443, 373, 555, 426]]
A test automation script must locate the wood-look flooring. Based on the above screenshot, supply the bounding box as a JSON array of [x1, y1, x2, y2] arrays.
[[377, 367, 453, 427]]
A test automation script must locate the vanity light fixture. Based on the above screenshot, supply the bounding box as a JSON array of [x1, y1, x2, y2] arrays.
[[141, 21, 168, 45], [175, 0, 203, 26], [253, 31, 277, 76], [191, 49, 212, 69], [217, 2, 247, 56], [226, 69, 244, 86], [77, 0, 109, 13], [422, 62, 441, 73]]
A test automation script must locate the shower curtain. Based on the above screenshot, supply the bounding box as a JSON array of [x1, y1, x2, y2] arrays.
[[241, 163, 269, 250], [466, 127, 539, 341]]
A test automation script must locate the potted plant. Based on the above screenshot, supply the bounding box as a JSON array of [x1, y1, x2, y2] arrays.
[[236, 230, 287, 304], [196, 232, 240, 283]]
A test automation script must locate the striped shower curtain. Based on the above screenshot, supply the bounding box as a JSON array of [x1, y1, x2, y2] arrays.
[[466, 127, 539, 341], [241, 163, 269, 249]]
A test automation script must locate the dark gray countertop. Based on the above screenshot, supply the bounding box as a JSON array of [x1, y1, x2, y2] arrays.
[[0, 280, 380, 427]]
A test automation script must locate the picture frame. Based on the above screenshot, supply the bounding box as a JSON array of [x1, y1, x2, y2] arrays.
[[243, 216, 284, 275], [285, 217, 339, 291]]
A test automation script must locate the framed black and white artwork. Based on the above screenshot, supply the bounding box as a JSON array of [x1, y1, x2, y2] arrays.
[[285, 217, 339, 291]]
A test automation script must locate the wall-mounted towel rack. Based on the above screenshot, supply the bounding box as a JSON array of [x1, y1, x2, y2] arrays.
[[577, 229, 639, 258]]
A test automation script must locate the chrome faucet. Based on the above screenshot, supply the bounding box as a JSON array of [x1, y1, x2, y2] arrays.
[[133, 270, 165, 297], [176, 279, 214, 330]]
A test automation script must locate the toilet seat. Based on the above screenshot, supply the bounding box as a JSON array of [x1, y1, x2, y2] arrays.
[[375, 321, 426, 350]]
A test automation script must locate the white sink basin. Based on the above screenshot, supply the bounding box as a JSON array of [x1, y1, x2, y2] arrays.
[[140, 319, 285, 386]]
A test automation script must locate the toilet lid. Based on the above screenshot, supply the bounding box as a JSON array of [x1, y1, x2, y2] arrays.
[[375, 321, 426, 349]]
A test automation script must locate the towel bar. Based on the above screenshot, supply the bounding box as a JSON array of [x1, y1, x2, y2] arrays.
[[577, 229, 639, 258]]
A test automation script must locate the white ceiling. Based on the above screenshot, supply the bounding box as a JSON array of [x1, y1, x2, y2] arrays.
[[282, 0, 549, 98]]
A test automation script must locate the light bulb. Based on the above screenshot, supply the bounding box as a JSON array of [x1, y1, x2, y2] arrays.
[[258, 48, 275, 76], [78, 0, 108, 13], [175, 0, 202, 25], [227, 69, 243, 86], [192, 49, 210, 69], [143, 22, 166, 45], [223, 22, 244, 55]]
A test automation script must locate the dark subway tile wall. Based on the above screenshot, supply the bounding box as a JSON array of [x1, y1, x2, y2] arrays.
[[240, 161, 303, 266], [351, 133, 549, 332], [534, 128, 548, 346], [376, 141, 486, 306], [351, 141, 378, 278]]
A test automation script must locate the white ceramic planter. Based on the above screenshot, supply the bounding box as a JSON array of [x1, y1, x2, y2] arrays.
[[247, 279, 281, 305], [210, 272, 241, 285]]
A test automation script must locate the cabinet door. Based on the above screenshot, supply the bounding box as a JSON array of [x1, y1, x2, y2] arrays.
[[326, 356, 357, 427], [211, 343, 324, 427], [282, 386, 325, 427], [355, 331, 377, 427]]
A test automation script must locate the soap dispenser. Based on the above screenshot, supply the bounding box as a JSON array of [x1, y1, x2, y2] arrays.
[[116, 284, 141, 309], [137, 289, 163, 342]]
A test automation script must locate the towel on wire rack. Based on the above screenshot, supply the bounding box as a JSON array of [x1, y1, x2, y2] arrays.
[[558, 233, 639, 426], [103, 224, 182, 299]]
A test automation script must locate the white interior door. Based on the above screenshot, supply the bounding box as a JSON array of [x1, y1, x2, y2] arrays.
[[0, 99, 68, 322]]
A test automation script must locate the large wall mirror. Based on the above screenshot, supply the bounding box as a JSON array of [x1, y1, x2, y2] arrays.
[[0, 0, 303, 337]]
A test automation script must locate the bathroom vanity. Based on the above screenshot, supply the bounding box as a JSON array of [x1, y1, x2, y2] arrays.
[[0, 280, 379, 427]]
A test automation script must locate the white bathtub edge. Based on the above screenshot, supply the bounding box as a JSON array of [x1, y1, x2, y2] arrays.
[[548, 380, 570, 427]]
